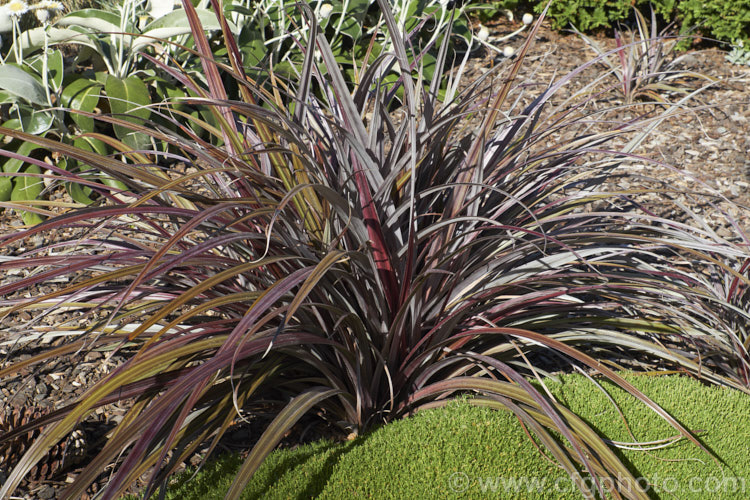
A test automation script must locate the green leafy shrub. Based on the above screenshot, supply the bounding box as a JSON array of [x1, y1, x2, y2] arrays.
[[534, 0, 675, 32], [539, 0, 629, 31], [677, 0, 750, 45], [531, 0, 748, 47], [466, 0, 522, 23], [227, 0, 473, 101], [0, 0, 228, 221], [0, 2, 748, 500]]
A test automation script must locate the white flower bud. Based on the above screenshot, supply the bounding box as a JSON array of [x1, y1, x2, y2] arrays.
[[522, 13, 533, 25], [31, 0, 63, 23], [477, 25, 489, 42], [503, 46, 515, 58], [319, 3, 333, 19], [35, 7, 49, 22]]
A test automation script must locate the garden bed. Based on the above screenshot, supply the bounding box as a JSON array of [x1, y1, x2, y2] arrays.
[[1, 14, 749, 499]]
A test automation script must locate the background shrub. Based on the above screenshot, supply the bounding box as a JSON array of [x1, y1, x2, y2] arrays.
[[531, 0, 675, 32], [677, 0, 750, 45], [523, 0, 750, 45]]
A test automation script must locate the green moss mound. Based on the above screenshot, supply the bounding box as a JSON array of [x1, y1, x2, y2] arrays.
[[153, 373, 750, 499]]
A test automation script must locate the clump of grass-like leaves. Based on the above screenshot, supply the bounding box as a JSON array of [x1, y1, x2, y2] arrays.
[[0, 2, 749, 499], [575, 6, 716, 104]]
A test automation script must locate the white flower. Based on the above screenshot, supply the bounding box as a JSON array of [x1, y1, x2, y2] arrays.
[[522, 13, 533, 25], [147, 0, 174, 19], [6, 0, 29, 18], [34, 0, 63, 11], [138, 14, 149, 31], [318, 3, 333, 20], [503, 46, 515, 58], [476, 24, 489, 42], [32, 0, 63, 23]]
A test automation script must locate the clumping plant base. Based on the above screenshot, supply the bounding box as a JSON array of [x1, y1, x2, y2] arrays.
[[150, 373, 750, 499]]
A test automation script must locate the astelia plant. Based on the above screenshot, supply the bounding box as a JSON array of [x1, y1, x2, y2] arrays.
[[574, 6, 715, 104], [0, 1, 749, 500]]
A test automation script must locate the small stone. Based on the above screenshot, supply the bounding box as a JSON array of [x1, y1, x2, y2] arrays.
[[84, 351, 103, 362], [678, 54, 698, 66], [35, 382, 48, 397], [37, 485, 56, 500], [11, 393, 28, 406]]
